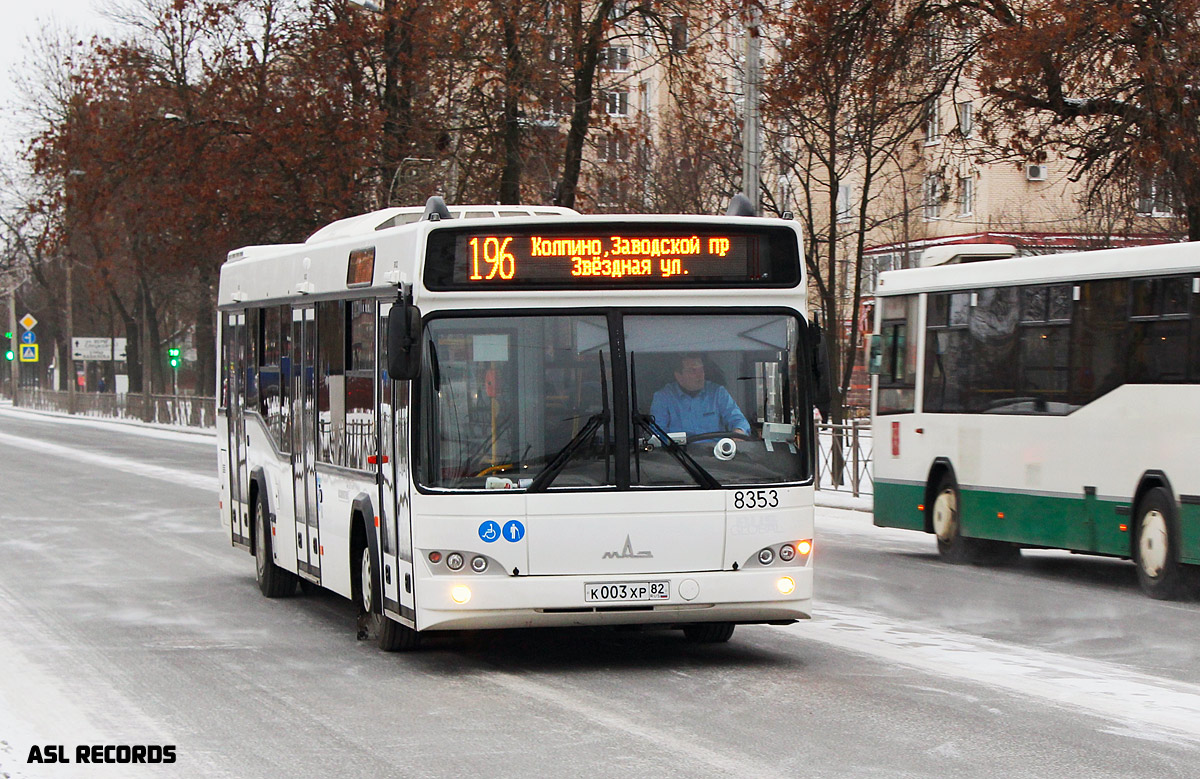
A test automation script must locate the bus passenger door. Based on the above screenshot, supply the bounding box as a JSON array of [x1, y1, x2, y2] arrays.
[[291, 306, 321, 582], [379, 303, 415, 623], [227, 312, 251, 548]]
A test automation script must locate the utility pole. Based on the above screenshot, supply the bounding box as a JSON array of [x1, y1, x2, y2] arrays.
[[65, 258, 75, 413], [742, 1, 762, 215], [141, 286, 153, 422], [7, 288, 16, 403]]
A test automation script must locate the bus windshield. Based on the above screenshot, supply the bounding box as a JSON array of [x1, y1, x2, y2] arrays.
[[415, 312, 808, 491]]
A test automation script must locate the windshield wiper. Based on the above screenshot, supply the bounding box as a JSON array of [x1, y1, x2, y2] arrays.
[[634, 413, 721, 489], [526, 410, 609, 492]]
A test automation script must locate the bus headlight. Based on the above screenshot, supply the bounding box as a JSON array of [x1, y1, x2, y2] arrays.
[[446, 552, 464, 571], [776, 576, 796, 595], [797, 539, 813, 556], [778, 543, 796, 562], [451, 585, 472, 604], [471, 555, 488, 573], [758, 547, 775, 565]]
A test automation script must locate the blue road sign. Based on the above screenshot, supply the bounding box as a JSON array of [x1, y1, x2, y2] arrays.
[[20, 330, 36, 344], [502, 520, 525, 543], [19, 344, 38, 362], [478, 520, 501, 543]]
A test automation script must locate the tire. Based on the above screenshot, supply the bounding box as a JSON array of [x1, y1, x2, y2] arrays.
[[356, 542, 419, 652], [929, 473, 980, 564], [254, 491, 296, 598], [682, 623, 735, 644], [1134, 487, 1184, 600]]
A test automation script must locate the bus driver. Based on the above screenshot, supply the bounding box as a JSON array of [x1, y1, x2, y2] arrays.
[[650, 354, 750, 438]]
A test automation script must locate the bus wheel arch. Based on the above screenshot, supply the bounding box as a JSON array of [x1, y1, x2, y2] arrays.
[[923, 459, 956, 536], [251, 473, 295, 597], [351, 502, 419, 651], [1132, 475, 1184, 600], [926, 463, 979, 564]]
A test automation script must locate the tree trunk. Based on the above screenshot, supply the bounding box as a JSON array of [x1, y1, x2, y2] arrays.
[[553, 1, 614, 209], [497, 10, 525, 205]]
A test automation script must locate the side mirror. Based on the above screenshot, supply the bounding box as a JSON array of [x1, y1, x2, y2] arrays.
[[387, 303, 423, 381], [868, 334, 883, 376]]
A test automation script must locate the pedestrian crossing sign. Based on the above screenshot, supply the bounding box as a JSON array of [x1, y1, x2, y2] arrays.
[[19, 344, 38, 362]]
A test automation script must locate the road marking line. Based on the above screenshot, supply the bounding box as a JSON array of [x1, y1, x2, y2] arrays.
[[0, 431, 216, 493], [783, 604, 1200, 743]]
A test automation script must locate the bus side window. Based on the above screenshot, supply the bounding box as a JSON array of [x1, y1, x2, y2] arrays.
[[876, 294, 917, 414], [316, 301, 346, 465], [260, 305, 285, 444], [246, 308, 260, 414], [1069, 279, 1128, 405], [346, 300, 377, 470]]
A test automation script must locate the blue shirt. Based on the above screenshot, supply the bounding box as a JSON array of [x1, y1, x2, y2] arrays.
[[649, 381, 750, 437]]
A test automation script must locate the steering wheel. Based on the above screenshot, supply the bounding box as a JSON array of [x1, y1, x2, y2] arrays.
[[687, 430, 751, 442]]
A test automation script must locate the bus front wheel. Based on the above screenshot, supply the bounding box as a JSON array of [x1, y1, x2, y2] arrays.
[[357, 545, 419, 652], [254, 492, 296, 598], [1134, 487, 1184, 600]]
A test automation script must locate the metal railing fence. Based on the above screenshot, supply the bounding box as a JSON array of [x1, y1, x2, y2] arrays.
[[9, 389, 874, 492], [815, 420, 873, 497], [14, 389, 217, 428]]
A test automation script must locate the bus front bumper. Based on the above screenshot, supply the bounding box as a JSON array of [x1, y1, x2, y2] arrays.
[[410, 566, 813, 631]]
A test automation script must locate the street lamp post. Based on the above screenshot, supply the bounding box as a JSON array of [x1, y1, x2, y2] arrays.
[[742, 1, 762, 215]]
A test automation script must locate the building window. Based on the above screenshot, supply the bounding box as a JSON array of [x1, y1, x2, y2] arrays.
[[1137, 177, 1176, 216], [924, 99, 941, 143], [836, 183, 853, 223], [956, 101, 973, 137], [670, 16, 688, 54], [600, 46, 630, 71], [599, 133, 626, 162], [604, 90, 629, 116], [958, 173, 974, 216], [923, 174, 941, 220], [639, 80, 651, 116], [597, 178, 626, 208]]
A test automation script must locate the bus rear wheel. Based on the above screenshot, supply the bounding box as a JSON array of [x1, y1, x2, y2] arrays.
[[930, 474, 980, 564], [683, 623, 735, 644], [1134, 487, 1184, 600], [357, 545, 419, 652], [254, 492, 296, 598]]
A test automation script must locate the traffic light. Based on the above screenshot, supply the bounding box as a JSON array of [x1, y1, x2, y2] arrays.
[[3, 348, 12, 362], [168, 346, 180, 368], [4, 331, 11, 339]]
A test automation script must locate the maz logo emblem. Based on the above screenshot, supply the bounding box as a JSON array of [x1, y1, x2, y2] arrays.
[[603, 535, 653, 559]]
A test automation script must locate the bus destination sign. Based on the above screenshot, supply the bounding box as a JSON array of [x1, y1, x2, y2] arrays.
[[423, 224, 800, 290]]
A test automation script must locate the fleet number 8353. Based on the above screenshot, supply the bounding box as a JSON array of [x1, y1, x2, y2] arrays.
[[733, 489, 779, 509]]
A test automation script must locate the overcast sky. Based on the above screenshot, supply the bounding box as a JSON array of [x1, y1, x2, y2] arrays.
[[1, 0, 116, 180]]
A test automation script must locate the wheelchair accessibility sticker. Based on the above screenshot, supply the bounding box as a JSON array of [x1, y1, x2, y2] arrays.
[[478, 520, 501, 543]]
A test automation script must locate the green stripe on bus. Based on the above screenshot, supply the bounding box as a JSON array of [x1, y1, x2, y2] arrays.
[[876, 480, 1200, 563], [1181, 503, 1200, 565], [873, 481, 927, 532]]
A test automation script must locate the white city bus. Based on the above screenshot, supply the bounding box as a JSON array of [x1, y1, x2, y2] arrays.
[[869, 242, 1200, 599], [217, 197, 825, 649]]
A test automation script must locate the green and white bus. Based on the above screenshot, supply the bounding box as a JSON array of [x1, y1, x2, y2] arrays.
[[870, 242, 1200, 599]]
